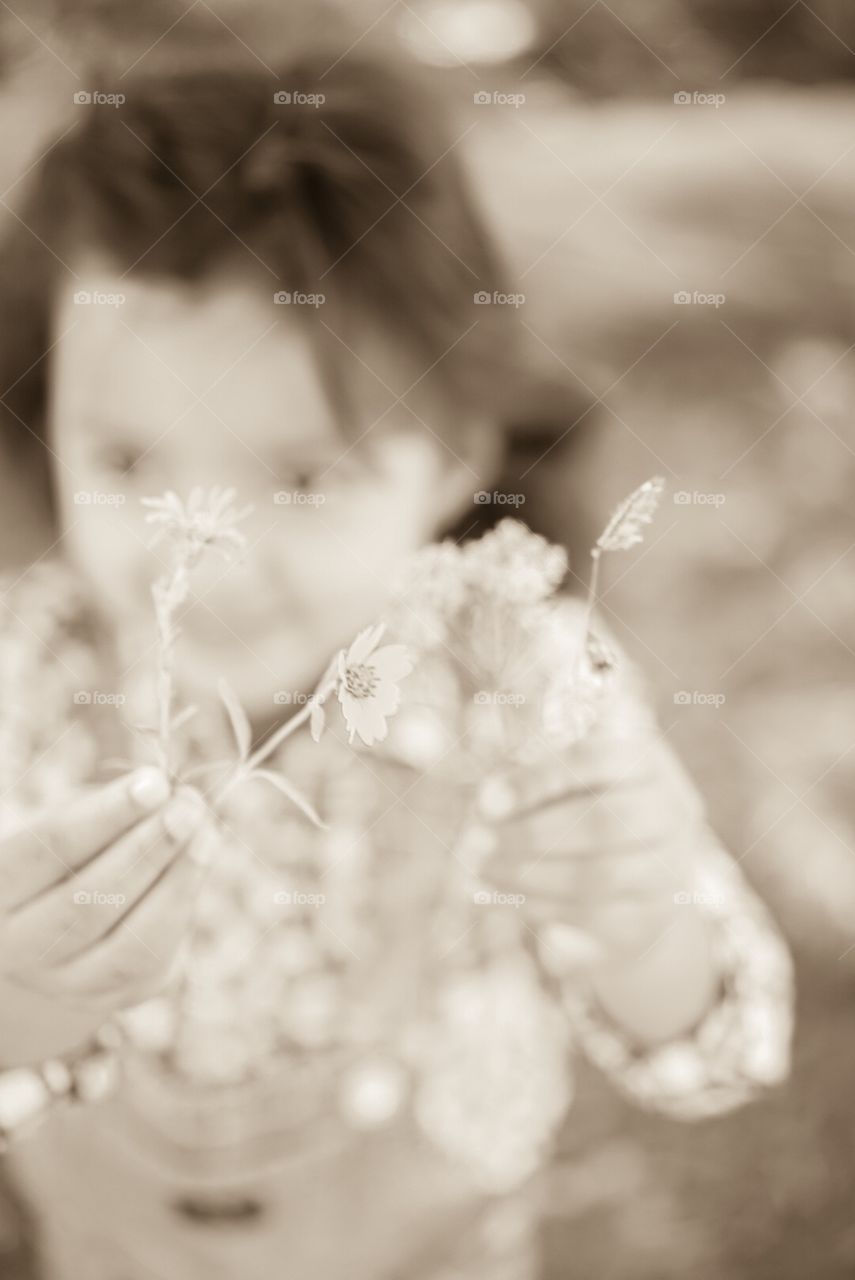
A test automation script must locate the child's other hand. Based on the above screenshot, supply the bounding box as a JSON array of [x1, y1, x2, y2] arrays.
[[476, 722, 706, 971], [0, 768, 212, 1063]]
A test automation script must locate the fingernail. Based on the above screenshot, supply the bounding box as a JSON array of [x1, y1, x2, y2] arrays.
[[538, 924, 605, 974], [162, 790, 207, 843], [129, 767, 171, 811]]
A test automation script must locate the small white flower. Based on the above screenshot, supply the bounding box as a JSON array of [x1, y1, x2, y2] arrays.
[[142, 486, 252, 562], [336, 623, 414, 747]]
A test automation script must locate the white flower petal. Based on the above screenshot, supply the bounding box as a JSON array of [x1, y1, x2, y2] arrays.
[[370, 645, 414, 684], [310, 699, 326, 743], [346, 621, 387, 666], [338, 689, 389, 746]]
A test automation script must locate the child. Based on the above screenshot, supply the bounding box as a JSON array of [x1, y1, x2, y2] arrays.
[[0, 48, 793, 1280]]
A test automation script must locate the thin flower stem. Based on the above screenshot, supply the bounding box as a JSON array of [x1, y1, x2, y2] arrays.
[[207, 684, 334, 810], [154, 598, 175, 776], [210, 772, 240, 810], [580, 548, 602, 649], [244, 690, 327, 772]]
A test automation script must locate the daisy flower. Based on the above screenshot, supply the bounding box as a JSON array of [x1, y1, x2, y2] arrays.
[[336, 623, 414, 747], [141, 486, 253, 563], [216, 622, 414, 795]]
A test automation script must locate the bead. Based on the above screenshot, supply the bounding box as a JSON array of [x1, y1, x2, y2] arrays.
[[338, 1056, 408, 1128], [0, 1069, 52, 1133], [119, 999, 178, 1054], [71, 1051, 120, 1103]]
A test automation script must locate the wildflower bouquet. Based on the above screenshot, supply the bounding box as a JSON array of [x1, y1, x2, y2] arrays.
[[114, 476, 665, 832], [95, 476, 665, 1176], [115, 486, 414, 831]]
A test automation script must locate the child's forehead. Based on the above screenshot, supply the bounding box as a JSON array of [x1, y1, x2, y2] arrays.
[[52, 265, 338, 448], [52, 258, 448, 455]]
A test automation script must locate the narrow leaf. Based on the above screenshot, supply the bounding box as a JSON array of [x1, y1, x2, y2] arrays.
[[250, 768, 326, 828], [100, 756, 135, 774], [310, 698, 326, 743], [170, 704, 198, 733], [217, 677, 252, 761]]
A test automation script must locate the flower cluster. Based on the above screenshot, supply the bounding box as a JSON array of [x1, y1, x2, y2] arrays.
[[398, 519, 568, 623], [389, 479, 664, 754]]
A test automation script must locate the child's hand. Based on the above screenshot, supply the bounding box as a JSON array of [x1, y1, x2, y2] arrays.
[[0, 768, 211, 1063], [477, 722, 707, 971]]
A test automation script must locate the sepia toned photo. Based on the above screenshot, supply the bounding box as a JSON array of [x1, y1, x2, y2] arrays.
[[0, 3, 851, 1278]]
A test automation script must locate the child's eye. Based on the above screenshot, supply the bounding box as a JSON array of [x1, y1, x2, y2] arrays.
[[278, 463, 321, 491], [97, 445, 145, 475]]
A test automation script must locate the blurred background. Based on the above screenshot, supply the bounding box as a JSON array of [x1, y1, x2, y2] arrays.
[[0, 1, 853, 1276]]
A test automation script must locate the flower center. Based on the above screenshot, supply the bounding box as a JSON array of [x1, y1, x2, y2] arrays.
[[345, 662, 379, 700]]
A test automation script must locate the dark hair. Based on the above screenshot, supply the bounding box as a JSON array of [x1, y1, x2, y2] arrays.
[[0, 51, 519, 502], [0, 43, 597, 562]]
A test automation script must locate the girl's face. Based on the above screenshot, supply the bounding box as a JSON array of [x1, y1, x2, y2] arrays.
[[48, 259, 482, 723]]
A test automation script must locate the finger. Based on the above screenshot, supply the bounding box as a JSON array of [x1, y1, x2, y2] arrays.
[[521, 892, 663, 953], [487, 848, 673, 903], [1, 767, 173, 908], [33, 831, 215, 1005], [2, 787, 209, 971], [533, 921, 606, 973], [492, 774, 693, 861], [476, 735, 657, 824], [480, 723, 705, 846]]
